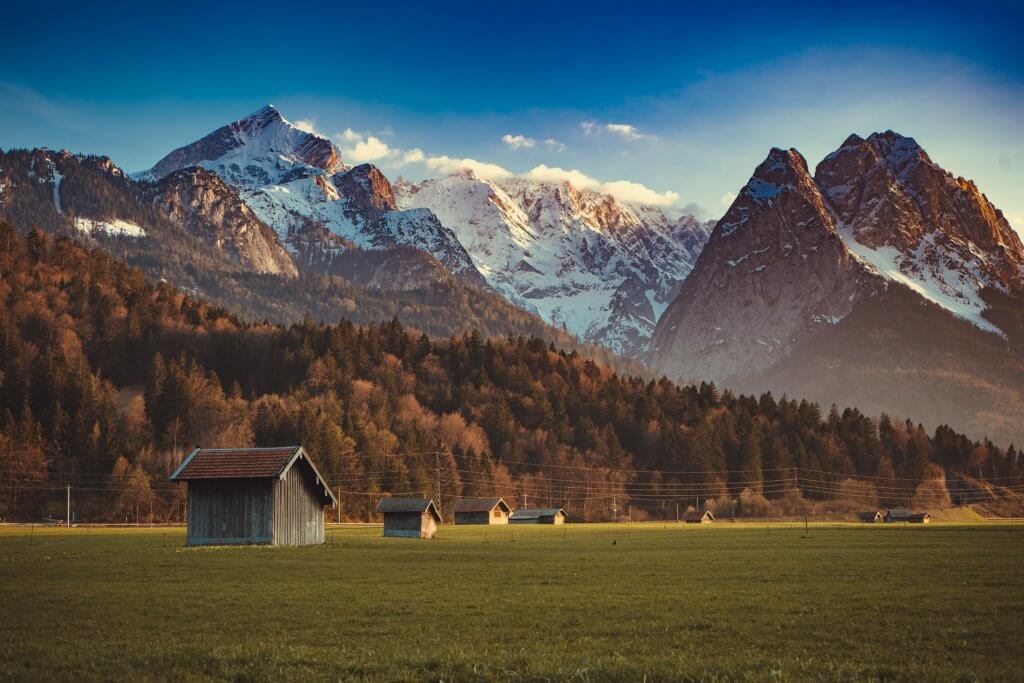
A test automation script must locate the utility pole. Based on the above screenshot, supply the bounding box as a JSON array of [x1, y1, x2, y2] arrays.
[[675, 502, 679, 523], [435, 452, 441, 511], [66, 485, 71, 528], [337, 487, 342, 524]]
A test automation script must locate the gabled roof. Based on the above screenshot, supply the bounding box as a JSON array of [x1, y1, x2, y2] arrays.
[[858, 511, 883, 519], [510, 508, 567, 520], [886, 508, 913, 518], [169, 446, 336, 505], [683, 510, 715, 521], [453, 497, 511, 514], [377, 498, 442, 521]]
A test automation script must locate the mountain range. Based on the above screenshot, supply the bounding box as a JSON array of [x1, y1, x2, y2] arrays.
[[649, 132, 1024, 445], [2, 106, 1023, 445]]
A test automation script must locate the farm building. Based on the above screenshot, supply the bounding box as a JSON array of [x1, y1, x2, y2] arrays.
[[683, 510, 715, 524], [908, 513, 932, 524], [453, 498, 512, 525], [509, 508, 568, 525], [377, 498, 442, 538], [884, 508, 914, 522], [858, 511, 884, 523], [170, 446, 336, 546]]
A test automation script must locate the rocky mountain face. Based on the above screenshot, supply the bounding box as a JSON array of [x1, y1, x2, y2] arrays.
[[141, 104, 344, 185], [394, 174, 711, 355], [648, 147, 881, 380], [816, 131, 1024, 332], [649, 132, 1024, 446], [140, 106, 483, 284], [144, 167, 298, 277], [138, 105, 710, 353]]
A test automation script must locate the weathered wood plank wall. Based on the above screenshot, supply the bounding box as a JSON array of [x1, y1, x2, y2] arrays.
[[273, 466, 324, 545], [186, 479, 272, 545]]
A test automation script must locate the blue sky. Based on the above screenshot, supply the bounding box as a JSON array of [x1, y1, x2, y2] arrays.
[[2, 0, 1022, 227]]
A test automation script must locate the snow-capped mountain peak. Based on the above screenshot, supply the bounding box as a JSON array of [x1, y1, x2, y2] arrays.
[[140, 104, 344, 187], [816, 129, 1024, 334]]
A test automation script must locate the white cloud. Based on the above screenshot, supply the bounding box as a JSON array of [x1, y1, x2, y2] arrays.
[[601, 180, 678, 206], [605, 123, 650, 140], [544, 138, 565, 152], [339, 128, 362, 142], [347, 135, 393, 163], [521, 165, 678, 206], [502, 134, 536, 149], [425, 155, 513, 180], [292, 118, 323, 136], [721, 191, 737, 206], [581, 120, 653, 141], [335, 128, 423, 166], [523, 165, 600, 190], [401, 148, 425, 164]]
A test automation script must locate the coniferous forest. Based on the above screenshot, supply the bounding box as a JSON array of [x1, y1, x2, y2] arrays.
[[1, 223, 1021, 522]]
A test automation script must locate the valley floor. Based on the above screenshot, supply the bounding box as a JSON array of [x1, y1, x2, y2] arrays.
[[1, 523, 1022, 681]]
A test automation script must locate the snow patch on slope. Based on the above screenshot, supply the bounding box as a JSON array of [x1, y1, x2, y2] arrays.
[[837, 221, 1001, 335], [74, 217, 146, 238]]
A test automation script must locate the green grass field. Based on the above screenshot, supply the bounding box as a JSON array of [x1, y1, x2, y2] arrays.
[[1, 523, 1022, 681]]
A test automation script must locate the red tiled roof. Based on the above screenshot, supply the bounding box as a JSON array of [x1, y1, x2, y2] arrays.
[[170, 446, 300, 480], [453, 497, 510, 514]]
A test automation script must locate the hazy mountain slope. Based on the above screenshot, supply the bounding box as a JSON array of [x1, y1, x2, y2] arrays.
[[649, 133, 1024, 445]]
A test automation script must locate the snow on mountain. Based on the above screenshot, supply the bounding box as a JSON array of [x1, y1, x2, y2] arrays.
[[145, 167, 298, 277], [648, 147, 878, 381], [74, 217, 146, 238], [141, 107, 483, 283], [137, 105, 344, 187], [393, 173, 711, 354], [650, 132, 1024, 384], [816, 131, 1024, 335]]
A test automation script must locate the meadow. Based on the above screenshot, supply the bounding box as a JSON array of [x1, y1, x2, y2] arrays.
[[0, 522, 1022, 681]]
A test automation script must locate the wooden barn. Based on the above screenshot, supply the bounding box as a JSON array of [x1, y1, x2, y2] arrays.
[[169, 446, 336, 546], [858, 511, 884, 523], [683, 510, 715, 524], [377, 498, 442, 538], [509, 508, 568, 525], [908, 512, 932, 524], [453, 497, 512, 525], [884, 508, 914, 523]]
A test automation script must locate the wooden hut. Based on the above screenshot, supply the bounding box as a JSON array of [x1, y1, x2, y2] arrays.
[[884, 508, 913, 523], [683, 510, 715, 524], [858, 511, 884, 523], [377, 498, 441, 538], [908, 512, 932, 524], [453, 498, 512, 525], [170, 446, 336, 546], [509, 508, 567, 525]]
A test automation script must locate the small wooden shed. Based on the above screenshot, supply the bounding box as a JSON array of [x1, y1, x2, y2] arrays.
[[453, 497, 512, 525], [884, 508, 914, 523], [908, 512, 932, 524], [377, 498, 441, 538], [858, 511, 884, 523], [683, 510, 715, 524], [509, 508, 567, 525], [170, 446, 336, 546]]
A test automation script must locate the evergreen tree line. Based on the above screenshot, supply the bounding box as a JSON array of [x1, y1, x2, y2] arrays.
[[1, 224, 1021, 521]]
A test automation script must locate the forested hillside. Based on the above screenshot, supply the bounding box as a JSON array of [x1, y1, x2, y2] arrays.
[[1, 224, 1021, 521], [0, 149, 629, 371]]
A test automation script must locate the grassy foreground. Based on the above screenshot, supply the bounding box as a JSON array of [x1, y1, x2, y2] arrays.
[[1, 523, 1022, 681]]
